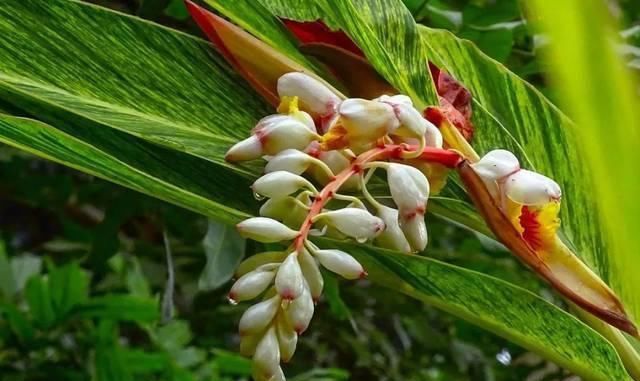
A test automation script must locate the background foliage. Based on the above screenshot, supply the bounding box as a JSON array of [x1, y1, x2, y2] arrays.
[[1, 0, 638, 380]]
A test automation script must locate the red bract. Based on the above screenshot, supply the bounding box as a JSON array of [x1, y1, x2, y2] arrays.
[[282, 20, 363, 57]]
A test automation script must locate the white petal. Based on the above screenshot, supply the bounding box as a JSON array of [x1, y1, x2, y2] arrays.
[[265, 149, 313, 175], [375, 94, 413, 106], [472, 149, 520, 181], [255, 115, 319, 155], [238, 296, 281, 335], [425, 120, 443, 148], [393, 103, 427, 139], [276, 314, 298, 362], [253, 326, 280, 378], [229, 269, 275, 302], [387, 163, 430, 213], [298, 249, 324, 301], [401, 216, 428, 252], [237, 217, 299, 243], [252, 171, 313, 199], [275, 253, 304, 300], [375, 205, 412, 253], [339, 98, 399, 141], [504, 169, 562, 205], [320, 208, 385, 241], [277, 72, 341, 116], [314, 249, 365, 280], [285, 285, 314, 334], [225, 135, 263, 162]]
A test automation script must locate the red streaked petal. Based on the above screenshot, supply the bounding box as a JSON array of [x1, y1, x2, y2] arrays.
[[282, 19, 364, 57]]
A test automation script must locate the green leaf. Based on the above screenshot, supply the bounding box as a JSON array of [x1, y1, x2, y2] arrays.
[[49, 262, 90, 318], [328, 239, 631, 381], [74, 295, 159, 323], [24, 275, 56, 329], [0, 0, 270, 170], [94, 320, 133, 381], [198, 220, 246, 291], [0, 241, 15, 299], [0, 302, 35, 343]]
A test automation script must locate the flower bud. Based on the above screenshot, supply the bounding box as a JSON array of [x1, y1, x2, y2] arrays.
[[298, 249, 324, 301], [310, 150, 360, 190], [276, 314, 297, 362], [286, 285, 314, 334], [504, 169, 561, 205], [392, 103, 427, 139], [253, 326, 280, 378], [265, 149, 314, 175], [375, 94, 413, 106], [237, 251, 288, 277], [240, 333, 260, 357], [237, 217, 298, 243], [401, 216, 428, 252], [275, 253, 304, 300], [375, 205, 412, 253], [277, 72, 341, 117], [252, 171, 314, 199], [387, 163, 430, 213], [425, 120, 444, 148], [338, 98, 399, 143], [229, 269, 275, 303], [259, 197, 307, 225], [313, 249, 365, 280], [472, 149, 520, 181], [225, 134, 262, 162], [319, 208, 385, 241], [254, 115, 320, 155], [239, 296, 281, 335]]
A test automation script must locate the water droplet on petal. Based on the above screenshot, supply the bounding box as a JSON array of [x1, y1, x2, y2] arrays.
[[356, 236, 368, 244], [253, 192, 266, 201], [227, 296, 239, 305]]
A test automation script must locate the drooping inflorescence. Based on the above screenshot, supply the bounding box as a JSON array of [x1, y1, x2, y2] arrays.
[[225, 72, 563, 381]]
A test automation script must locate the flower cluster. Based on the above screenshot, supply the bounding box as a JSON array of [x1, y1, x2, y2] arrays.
[[225, 72, 563, 380]]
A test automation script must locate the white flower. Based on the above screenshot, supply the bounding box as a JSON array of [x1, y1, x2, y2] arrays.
[[387, 163, 430, 215], [253, 114, 320, 155], [392, 103, 427, 139], [424, 120, 443, 148], [338, 98, 399, 142], [229, 269, 275, 302], [238, 296, 281, 335], [375, 205, 412, 253], [252, 171, 315, 199], [252, 326, 280, 379], [375, 94, 413, 106], [237, 217, 298, 243], [313, 248, 366, 280], [285, 284, 314, 334], [311, 149, 360, 190], [275, 253, 305, 300], [277, 72, 341, 117], [400, 216, 428, 252], [265, 149, 313, 175], [298, 249, 324, 301], [318, 208, 385, 241], [504, 169, 561, 205], [472, 149, 520, 181]]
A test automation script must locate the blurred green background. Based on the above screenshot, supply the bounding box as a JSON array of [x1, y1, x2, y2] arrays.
[[1, 0, 639, 380]]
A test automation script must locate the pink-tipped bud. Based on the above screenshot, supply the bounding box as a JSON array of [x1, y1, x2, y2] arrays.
[[387, 163, 430, 213], [276, 314, 298, 362], [225, 135, 263, 162], [313, 249, 365, 280], [237, 217, 298, 243], [252, 326, 280, 378], [298, 249, 324, 301], [252, 171, 314, 199], [319, 208, 385, 241], [285, 285, 314, 334], [400, 216, 428, 252], [265, 149, 313, 175], [338, 98, 399, 142], [504, 169, 561, 205], [254, 114, 320, 155], [229, 269, 276, 302], [375, 205, 412, 253], [277, 72, 341, 117], [239, 296, 281, 336], [275, 253, 304, 300], [472, 149, 520, 181]]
